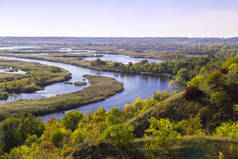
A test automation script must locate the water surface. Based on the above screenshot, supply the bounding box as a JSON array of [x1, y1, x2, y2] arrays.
[[83, 53, 163, 64], [0, 46, 38, 50], [0, 56, 170, 121]]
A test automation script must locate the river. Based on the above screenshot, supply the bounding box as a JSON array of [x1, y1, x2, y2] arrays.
[[0, 56, 170, 121]]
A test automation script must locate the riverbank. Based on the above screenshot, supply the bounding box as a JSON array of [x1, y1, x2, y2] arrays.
[[0, 53, 213, 87], [0, 75, 123, 120], [0, 53, 174, 78], [0, 59, 71, 100]]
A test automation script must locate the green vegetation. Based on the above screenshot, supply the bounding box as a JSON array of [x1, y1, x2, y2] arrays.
[[0, 59, 71, 100], [127, 55, 238, 157], [0, 55, 237, 158], [0, 53, 214, 85], [0, 75, 123, 120], [3, 37, 238, 60], [1, 39, 238, 158]]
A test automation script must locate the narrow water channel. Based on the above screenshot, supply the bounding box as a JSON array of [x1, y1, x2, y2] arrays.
[[0, 56, 170, 121]]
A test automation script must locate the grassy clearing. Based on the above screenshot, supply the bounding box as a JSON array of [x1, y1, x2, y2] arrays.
[[0, 75, 123, 120]]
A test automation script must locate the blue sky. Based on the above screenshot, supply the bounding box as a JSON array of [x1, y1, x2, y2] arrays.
[[0, 0, 237, 37]]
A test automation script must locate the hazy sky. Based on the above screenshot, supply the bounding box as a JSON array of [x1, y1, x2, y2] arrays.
[[0, 0, 238, 37]]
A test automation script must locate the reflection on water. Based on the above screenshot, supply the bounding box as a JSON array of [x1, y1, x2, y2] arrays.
[[0, 56, 170, 121], [58, 48, 163, 64], [0, 46, 38, 50], [83, 53, 163, 64]]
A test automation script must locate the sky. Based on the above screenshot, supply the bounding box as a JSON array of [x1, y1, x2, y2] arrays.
[[0, 0, 238, 37]]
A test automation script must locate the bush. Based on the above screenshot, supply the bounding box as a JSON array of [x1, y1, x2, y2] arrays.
[[187, 75, 203, 87], [102, 124, 134, 146], [210, 91, 230, 106], [61, 111, 84, 131], [105, 108, 124, 126], [182, 86, 203, 100], [91, 58, 106, 66], [183, 116, 204, 135], [215, 121, 238, 137], [206, 71, 225, 89], [71, 129, 85, 144], [145, 117, 180, 148], [50, 129, 65, 147]]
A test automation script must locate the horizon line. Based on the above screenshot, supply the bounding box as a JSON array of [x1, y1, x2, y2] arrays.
[[1, 36, 238, 39]]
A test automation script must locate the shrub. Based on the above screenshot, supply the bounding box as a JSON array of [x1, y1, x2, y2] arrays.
[[215, 121, 238, 137], [25, 135, 38, 146], [102, 124, 134, 146], [210, 91, 230, 106], [71, 129, 85, 144], [94, 107, 107, 117], [183, 116, 204, 135], [91, 58, 106, 66], [106, 108, 124, 126], [145, 118, 180, 148], [50, 129, 65, 147], [187, 75, 203, 87], [61, 111, 84, 131], [206, 71, 225, 89], [182, 86, 203, 100]]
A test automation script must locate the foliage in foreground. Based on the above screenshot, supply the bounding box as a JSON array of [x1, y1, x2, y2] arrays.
[[0, 55, 238, 158]]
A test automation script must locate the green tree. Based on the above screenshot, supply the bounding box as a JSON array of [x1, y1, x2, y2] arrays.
[[206, 71, 225, 89], [145, 118, 180, 148], [215, 121, 238, 137], [71, 129, 85, 144], [0, 114, 44, 152], [176, 68, 189, 83], [0, 117, 21, 152], [50, 129, 65, 147], [187, 75, 203, 87], [61, 111, 84, 131], [183, 116, 203, 135], [210, 91, 230, 107], [105, 108, 124, 126], [102, 124, 134, 146], [94, 107, 107, 117]]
